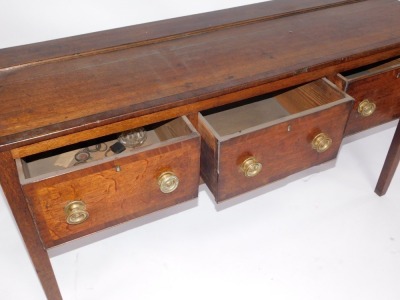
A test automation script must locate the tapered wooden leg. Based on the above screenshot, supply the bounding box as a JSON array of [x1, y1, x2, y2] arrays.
[[375, 121, 400, 196], [0, 151, 62, 300]]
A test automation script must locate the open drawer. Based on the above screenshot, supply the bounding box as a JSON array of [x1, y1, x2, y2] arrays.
[[17, 117, 200, 248], [198, 78, 353, 202], [331, 56, 400, 135]]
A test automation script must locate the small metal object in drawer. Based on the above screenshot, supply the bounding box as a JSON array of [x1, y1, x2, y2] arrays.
[[17, 117, 200, 248]]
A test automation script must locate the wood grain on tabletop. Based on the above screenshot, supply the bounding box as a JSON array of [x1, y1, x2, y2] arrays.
[[1, 0, 400, 152]]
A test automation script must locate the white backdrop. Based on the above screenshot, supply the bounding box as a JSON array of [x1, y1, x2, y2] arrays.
[[1, 1, 399, 299]]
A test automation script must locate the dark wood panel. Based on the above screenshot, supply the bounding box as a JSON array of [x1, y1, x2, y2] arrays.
[[197, 114, 220, 197], [1, 0, 399, 150], [23, 136, 200, 248], [0, 0, 361, 70]]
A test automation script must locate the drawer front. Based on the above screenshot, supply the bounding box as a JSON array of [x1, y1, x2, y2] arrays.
[[339, 63, 400, 135], [23, 136, 200, 248], [201, 101, 352, 202]]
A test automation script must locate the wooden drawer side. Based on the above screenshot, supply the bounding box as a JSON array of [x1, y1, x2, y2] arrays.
[[197, 113, 220, 198]]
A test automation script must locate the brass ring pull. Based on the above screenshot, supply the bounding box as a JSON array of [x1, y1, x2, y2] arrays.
[[358, 99, 376, 117], [241, 157, 262, 177], [312, 133, 332, 153], [158, 171, 179, 193], [64, 200, 89, 225]]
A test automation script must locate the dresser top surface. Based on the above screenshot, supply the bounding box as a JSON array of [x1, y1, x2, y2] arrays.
[[1, 0, 400, 150]]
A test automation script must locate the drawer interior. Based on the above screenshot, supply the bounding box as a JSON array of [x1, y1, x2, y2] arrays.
[[202, 79, 347, 137], [341, 56, 400, 79], [18, 117, 193, 180]]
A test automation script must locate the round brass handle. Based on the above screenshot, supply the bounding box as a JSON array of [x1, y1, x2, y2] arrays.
[[158, 171, 179, 193], [312, 133, 332, 153], [358, 99, 376, 117], [64, 200, 89, 225], [241, 157, 262, 177]]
